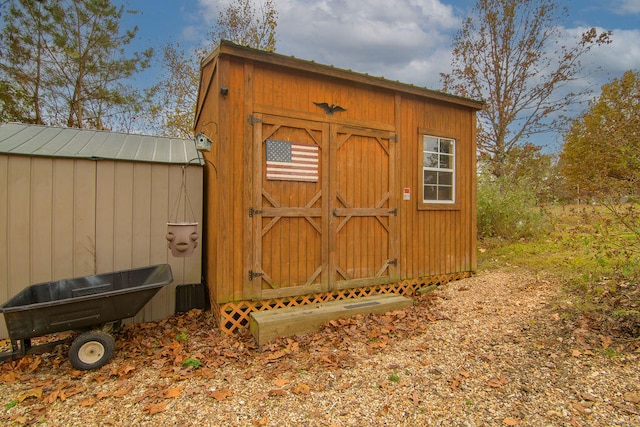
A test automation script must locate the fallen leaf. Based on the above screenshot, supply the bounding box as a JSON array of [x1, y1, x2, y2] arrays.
[[163, 386, 184, 399], [503, 418, 519, 426], [145, 401, 167, 415], [624, 391, 640, 404], [112, 384, 134, 398], [273, 378, 289, 387], [209, 388, 233, 401], [570, 402, 585, 413], [93, 375, 109, 383], [268, 389, 286, 397], [487, 376, 508, 388], [598, 335, 613, 350], [292, 383, 311, 395], [459, 370, 471, 378], [264, 350, 287, 362], [0, 372, 18, 384], [43, 390, 59, 404], [18, 387, 43, 402], [571, 349, 582, 357], [10, 415, 28, 424], [79, 398, 96, 407], [25, 357, 42, 373], [198, 368, 217, 379]]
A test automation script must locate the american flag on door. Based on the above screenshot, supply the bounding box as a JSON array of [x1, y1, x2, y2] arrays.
[[266, 140, 318, 182]]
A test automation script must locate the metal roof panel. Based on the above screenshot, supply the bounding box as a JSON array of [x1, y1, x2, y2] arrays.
[[0, 123, 203, 165]]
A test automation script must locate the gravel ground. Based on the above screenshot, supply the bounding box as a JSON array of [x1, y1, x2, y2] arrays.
[[1, 269, 639, 426]]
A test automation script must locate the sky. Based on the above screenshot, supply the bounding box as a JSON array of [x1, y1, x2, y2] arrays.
[[117, 0, 640, 150]]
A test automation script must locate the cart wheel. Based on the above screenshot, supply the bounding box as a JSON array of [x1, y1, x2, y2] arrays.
[[69, 331, 115, 370]]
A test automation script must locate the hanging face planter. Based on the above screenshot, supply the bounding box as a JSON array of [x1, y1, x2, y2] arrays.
[[166, 222, 199, 257], [167, 165, 199, 257]]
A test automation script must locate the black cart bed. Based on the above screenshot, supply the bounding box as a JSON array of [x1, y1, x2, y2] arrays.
[[0, 264, 173, 369]]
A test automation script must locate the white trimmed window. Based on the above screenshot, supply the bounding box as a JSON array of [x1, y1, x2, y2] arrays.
[[422, 135, 455, 203]]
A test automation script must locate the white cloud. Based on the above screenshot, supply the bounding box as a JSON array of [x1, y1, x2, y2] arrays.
[[616, 0, 640, 14], [273, 0, 459, 90], [564, 26, 640, 89]]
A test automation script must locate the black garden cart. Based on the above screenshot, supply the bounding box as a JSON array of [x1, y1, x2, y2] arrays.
[[0, 264, 172, 370]]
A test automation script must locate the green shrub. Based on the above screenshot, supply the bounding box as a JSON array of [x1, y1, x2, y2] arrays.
[[477, 176, 550, 240]]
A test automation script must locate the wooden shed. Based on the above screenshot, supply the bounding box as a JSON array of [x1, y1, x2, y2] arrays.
[[0, 123, 204, 339], [195, 41, 483, 333]]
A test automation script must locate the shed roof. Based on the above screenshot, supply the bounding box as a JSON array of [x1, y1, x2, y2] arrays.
[[202, 41, 484, 111], [0, 123, 203, 165]]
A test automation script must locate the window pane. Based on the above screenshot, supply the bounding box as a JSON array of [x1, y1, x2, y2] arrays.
[[424, 153, 439, 168], [424, 136, 439, 153], [438, 171, 453, 186], [439, 154, 453, 169], [424, 186, 437, 201], [439, 139, 453, 154], [438, 186, 452, 201], [424, 170, 437, 185]]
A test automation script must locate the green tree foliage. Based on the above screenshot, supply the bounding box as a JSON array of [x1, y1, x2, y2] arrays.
[[149, 0, 278, 138], [561, 70, 640, 199], [561, 70, 640, 263], [0, 0, 51, 124], [0, 0, 152, 130], [441, 0, 611, 178]]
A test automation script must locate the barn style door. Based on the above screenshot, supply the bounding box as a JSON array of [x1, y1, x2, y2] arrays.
[[251, 115, 330, 300], [330, 125, 398, 289], [251, 114, 397, 300]]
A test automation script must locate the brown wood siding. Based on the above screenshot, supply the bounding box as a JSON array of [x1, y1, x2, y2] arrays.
[[196, 46, 478, 305], [0, 155, 202, 339]]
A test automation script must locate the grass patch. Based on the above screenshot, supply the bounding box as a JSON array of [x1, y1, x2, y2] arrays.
[[478, 204, 640, 337]]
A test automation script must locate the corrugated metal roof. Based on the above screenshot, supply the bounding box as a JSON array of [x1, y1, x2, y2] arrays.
[[0, 123, 204, 165]]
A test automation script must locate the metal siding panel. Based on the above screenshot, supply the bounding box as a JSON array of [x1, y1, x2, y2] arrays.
[[73, 160, 97, 276], [113, 162, 134, 270], [95, 161, 116, 273], [30, 157, 54, 283], [0, 156, 9, 338], [149, 164, 172, 320], [52, 159, 75, 280], [131, 163, 153, 323], [7, 157, 31, 295]]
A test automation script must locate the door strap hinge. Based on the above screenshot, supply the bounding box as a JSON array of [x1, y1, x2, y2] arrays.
[[388, 258, 398, 266], [388, 208, 398, 216], [389, 135, 398, 143], [249, 207, 262, 217], [249, 115, 263, 124], [249, 270, 264, 281]]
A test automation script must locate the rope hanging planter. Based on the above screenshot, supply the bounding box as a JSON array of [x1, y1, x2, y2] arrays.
[[166, 165, 199, 257]]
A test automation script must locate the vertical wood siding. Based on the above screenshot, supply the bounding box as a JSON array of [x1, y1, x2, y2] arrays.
[[197, 48, 477, 304], [0, 155, 203, 339]]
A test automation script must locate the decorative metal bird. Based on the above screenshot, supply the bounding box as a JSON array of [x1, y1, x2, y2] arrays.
[[313, 102, 347, 115]]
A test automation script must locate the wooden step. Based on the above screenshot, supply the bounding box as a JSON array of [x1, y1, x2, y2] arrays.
[[249, 294, 413, 345]]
